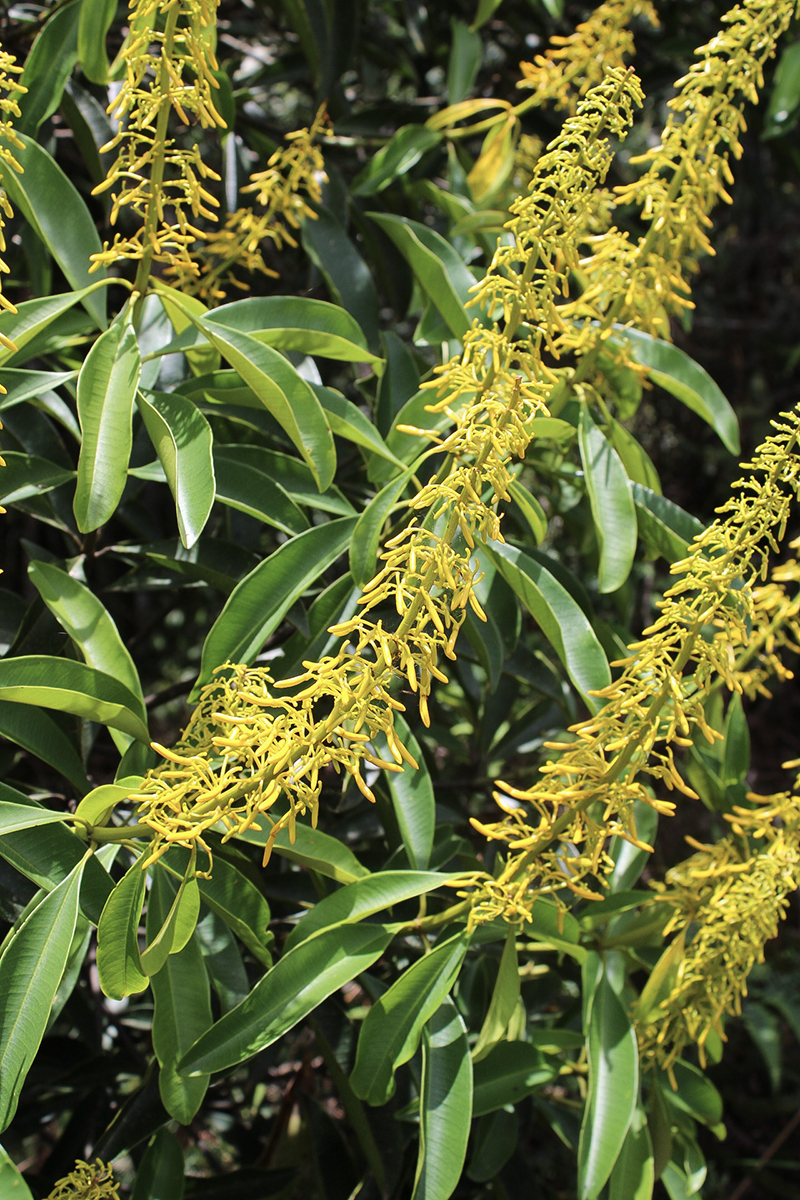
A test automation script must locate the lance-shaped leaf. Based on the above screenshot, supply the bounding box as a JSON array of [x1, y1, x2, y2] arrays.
[[77, 0, 116, 82], [609, 1108, 655, 1200], [351, 931, 470, 1106], [411, 998, 473, 1200], [301, 209, 381, 352], [472, 1041, 557, 1116], [350, 465, 416, 588], [375, 714, 435, 870], [136, 389, 215, 548], [213, 448, 309, 536], [0, 287, 104, 369], [74, 319, 140, 531], [96, 849, 149, 1000], [179, 922, 394, 1076], [314, 384, 404, 466], [131, 1128, 186, 1200], [610, 325, 739, 455], [196, 516, 357, 690], [0, 451, 74, 506], [158, 293, 336, 491], [0, 699, 89, 793], [0, 1145, 34, 1199], [578, 407, 637, 594], [353, 125, 442, 195], [0, 368, 77, 409], [486, 541, 610, 710], [147, 871, 211, 1124], [0, 655, 149, 742], [472, 929, 520, 1062], [632, 484, 704, 564], [28, 559, 146, 753], [0, 800, 74, 837], [235, 821, 369, 883], [141, 868, 200, 978], [0, 856, 85, 1133]]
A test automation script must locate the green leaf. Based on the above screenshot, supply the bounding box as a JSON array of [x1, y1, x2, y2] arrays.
[[367, 213, 475, 339], [610, 327, 739, 455], [722, 691, 750, 787], [764, 39, 800, 137], [0, 451, 74, 506], [301, 208, 381, 351], [350, 466, 415, 588], [203, 296, 384, 370], [0, 368, 77, 410], [17, 0, 80, 136], [131, 1129, 185, 1200], [472, 1041, 557, 1116], [526, 898, 587, 963], [141, 867, 200, 977], [163, 294, 337, 490], [235, 821, 369, 883], [472, 0, 503, 29], [314, 384, 404, 466], [74, 319, 140, 531], [162, 846, 273, 967], [0, 288, 103, 369], [136, 389, 215, 548], [2, 133, 106, 329], [578, 967, 639, 1199], [210, 442, 354, 517], [0, 856, 84, 1133], [609, 1108, 655, 1200], [608, 419, 661, 494], [667, 1060, 723, 1127], [472, 929, 520, 1061], [351, 931, 469, 1105], [447, 19, 483, 104], [285, 869, 454, 952], [196, 516, 357, 690], [486, 541, 611, 710], [147, 872, 212, 1124], [609, 800, 659, 893], [376, 714, 435, 870], [0, 801, 73, 836], [412, 997, 473, 1200], [213, 448, 309, 536], [352, 125, 442, 196], [467, 1110, 519, 1183], [632, 485, 704, 564], [156, 284, 220, 377], [96, 849, 149, 1000], [27, 560, 146, 753], [578, 407, 637, 594], [0, 699, 90, 793], [0, 1144, 34, 1199], [74, 780, 141, 828], [0, 655, 149, 742], [78, 0, 117, 82], [508, 478, 548, 545], [179, 922, 394, 1076]]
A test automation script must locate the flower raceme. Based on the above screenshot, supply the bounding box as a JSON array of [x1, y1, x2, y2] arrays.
[[0, 46, 26, 351], [127, 69, 645, 867], [44, 1160, 120, 1200]]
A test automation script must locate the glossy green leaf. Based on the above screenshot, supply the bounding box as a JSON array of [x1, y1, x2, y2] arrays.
[[472, 929, 520, 1061], [0, 699, 90, 793], [235, 821, 369, 883], [0, 451, 73, 505], [610, 326, 739, 455], [163, 294, 336, 490], [314, 384, 404, 466], [508, 478, 548, 545], [351, 931, 469, 1105], [196, 516, 357, 689], [301, 208, 381, 351], [609, 800, 659, 893], [487, 541, 611, 710], [204, 296, 384, 370], [608, 419, 661, 494], [368, 213, 475, 339], [578, 407, 637, 594], [447, 19, 482, 104], [147, 872, 212, 1124], [578, 969, 639, 1199], [764, 39, 800, 137], [0, 655, 149, 742], [136, 389, 215, 548], [352, 125, 442, 196], [350, 466, 415, 587], [17, 0, 80, 135], [0, 800, 73, 836], [668, 1060, 723, 1127], [211, 442, 354, 517], [472, 0, 503, 28], [412, 997, 472, 1200], [0, 856, 84, 1133], [376, 714, 435, 870], [0, 287, 104, 369], [632, 485, 704, 564], [2, 133, 106, 328], [162, 846, 273, 967], [156, 284, 221, 377], [96, 849, 149, 1000], [180, 922, 394, 1076], [526, 898, 587, 962], [285, 870, 454, 952], [472, 1041, 557, 1116], [74, 780, 141, 828], [28, 559, 145, 753], [131, 1128, 185, 1200], [78, 0, 117, 82], [722, 691, 750, 787], [213, 448, 309, 536], [74, 319, 140, 531], [0, 1144, 34, 1199], [141, 867, 200, 977], [0, 368, 77, 410], [609, 1108, 655, 1200]]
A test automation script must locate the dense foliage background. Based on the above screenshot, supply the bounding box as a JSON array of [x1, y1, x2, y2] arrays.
[[1, 2, 800, 1198]]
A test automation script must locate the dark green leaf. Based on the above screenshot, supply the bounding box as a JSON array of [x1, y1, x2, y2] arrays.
[[472, 1041, 557, 1116], [0, 655, 149, 742], [352, 126, 442, 196], [301, 209, 381, 351], [0, 699, 90, 792], [412, 997, 473, 1200], [578, 407, 637, 594], [136, 389, 215, 548], [632, 485, 704, 564], [0, 451, 74, 505], [376, 714, 435, 870], [350, 466, 415, 587], [17, 0, 80, 135], [447, 20, 482, 104], [213, 448, 309, 535], [131, 1128, 185, 1200], [472, 929, 520, 1061]]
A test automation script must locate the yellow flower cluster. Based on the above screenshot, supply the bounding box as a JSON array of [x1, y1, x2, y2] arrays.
[[518, 0, 659, 112], [0, 46, 26, 353], [89, 0, 225, 279], [169, 107, 330, 302], [45, 1159, 120, 1200], [128, 72, 645, 866], [470, 411, 800, 925], [637, 793, 800, 1071]]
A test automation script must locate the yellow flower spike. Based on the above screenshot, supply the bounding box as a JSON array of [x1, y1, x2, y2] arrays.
[[45, 1158, 120, 1200]]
